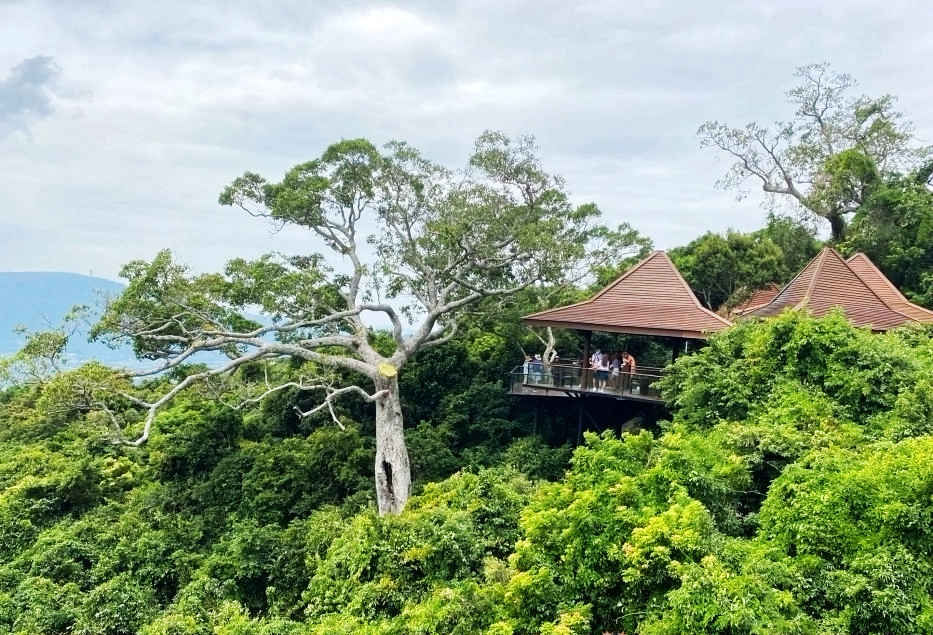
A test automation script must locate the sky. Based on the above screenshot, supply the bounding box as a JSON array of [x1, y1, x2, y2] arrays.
[[2, 0, 933, 281]]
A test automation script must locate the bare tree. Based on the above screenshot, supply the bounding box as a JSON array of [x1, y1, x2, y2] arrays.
[[699, 63, 930, 241], [88, 133, 590, 515], [528, 219, 652, 366]]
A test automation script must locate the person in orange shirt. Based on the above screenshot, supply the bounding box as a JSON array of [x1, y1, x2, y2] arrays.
[[621, 351, 636, 392]]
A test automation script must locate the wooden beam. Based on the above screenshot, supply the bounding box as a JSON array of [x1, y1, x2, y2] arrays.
[[524, 319, 712, 340], [576, 400, 584, 446]]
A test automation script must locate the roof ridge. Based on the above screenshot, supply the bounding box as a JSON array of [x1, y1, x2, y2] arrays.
[[659, 251, 733, 326], [848, 252, 913, 304], [847, 252, 933, 319], [827, 248, 914, 320], [766, 249, 821, 309], [794, 247, 828, 309]]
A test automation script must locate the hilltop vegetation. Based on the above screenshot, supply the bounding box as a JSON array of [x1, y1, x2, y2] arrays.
[[2, 62, 933, 633], [0, 313, 932, 633]]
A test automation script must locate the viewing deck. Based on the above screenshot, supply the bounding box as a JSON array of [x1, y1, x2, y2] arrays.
[[508, 363, 665, 403]]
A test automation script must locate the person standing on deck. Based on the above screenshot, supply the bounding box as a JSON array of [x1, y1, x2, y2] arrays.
[[590, 349, 602, 369], [596, 352, 610, 391], [610, 353, 621, 392], [621, 351, 636, 393]]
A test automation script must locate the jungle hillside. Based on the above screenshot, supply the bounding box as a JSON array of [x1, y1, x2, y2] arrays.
[[2, 63, 933, 635]]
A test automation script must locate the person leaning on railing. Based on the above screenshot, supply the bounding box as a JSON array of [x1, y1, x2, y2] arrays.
[[621, 351, 636, 393], [530, 354, 543, 383], [549, 355, 561, 386], [610, 353, 621, 391], [595, 353, 610, 391]]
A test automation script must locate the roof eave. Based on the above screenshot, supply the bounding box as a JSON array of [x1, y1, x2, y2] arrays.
[[520, 317, 721, 340]]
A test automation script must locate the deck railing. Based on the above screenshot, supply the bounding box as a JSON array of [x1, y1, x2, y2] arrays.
[[509, 363, 664, 401]]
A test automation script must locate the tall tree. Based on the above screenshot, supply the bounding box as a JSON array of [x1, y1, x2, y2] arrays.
[[528, 217, 653, 364], [699, 63, 930, 241], [842, 160, 933, 307], [88, 133, 594, 515], [670, 230, 784, 310], [753, 213, 821, 281]]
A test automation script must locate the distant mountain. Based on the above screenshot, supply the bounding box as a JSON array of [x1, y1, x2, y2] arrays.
[[0, 272, 136, 365]]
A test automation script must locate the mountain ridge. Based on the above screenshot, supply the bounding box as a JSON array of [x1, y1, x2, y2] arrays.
[[0, 271, 130, 364]]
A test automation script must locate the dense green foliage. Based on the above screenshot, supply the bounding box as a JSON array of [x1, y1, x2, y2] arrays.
[[2, 311, 933, 633], [4, 67, 933, 630], [670, 214, 821, 309], [840, 159, 933, 307]]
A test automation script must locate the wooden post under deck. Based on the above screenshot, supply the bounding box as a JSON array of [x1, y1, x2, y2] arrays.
[[671, 337, 688, 363], [576, 400, 584, 446]]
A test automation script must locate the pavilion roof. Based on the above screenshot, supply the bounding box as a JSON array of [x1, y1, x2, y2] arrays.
[[748, 247, 923, 330], [729, 283, 781, 317], [846, 253, 933, 322], [522, 251, 732, 339]]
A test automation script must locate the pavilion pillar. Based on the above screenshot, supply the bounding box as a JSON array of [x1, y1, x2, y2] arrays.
[[581, 330, 592, 390], [671, 337, 688, 362]]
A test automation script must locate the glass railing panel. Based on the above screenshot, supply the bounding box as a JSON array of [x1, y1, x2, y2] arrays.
[[509, 363, 664, 400]]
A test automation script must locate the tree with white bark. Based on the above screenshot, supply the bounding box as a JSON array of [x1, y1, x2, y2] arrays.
[[699, 63, 931, 241], [525, 216, 652, 365], [86, 132, 599, 515]]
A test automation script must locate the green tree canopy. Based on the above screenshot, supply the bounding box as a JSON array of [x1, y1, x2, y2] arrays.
[[841, 160, 933, 307], [669, 215, 819, 310], [84, 132, 627, 515], [700, 63, 931, 240]]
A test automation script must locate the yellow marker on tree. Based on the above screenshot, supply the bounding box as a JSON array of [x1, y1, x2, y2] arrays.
[[378, 362, 397, 378]]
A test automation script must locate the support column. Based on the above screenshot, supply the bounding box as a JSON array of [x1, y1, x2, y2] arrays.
[[576, 400, 584, 446], [671, 337, 686, 363]]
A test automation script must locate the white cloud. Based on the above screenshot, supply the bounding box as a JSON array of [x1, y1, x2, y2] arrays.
[[1, 0, 932, 283], [325, 6, 439, 40]]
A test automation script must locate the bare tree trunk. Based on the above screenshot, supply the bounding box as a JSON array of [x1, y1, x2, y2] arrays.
[[374, 377, 411, 515]]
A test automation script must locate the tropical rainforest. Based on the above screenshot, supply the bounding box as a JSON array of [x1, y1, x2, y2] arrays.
[[1, 64, 933, 634]]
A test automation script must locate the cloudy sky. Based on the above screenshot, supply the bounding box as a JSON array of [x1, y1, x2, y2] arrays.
[[2, 0, 932, 281]]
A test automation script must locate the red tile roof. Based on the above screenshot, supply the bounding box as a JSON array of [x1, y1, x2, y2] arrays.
[[748, 247, 919, 330], [522, 251, 733, 339], [846, 253, 933, 323], [729, 283, 781, 316]]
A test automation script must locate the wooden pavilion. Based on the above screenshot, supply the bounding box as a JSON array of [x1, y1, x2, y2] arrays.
[[740, 247, 933, 330], [509, 247, 932, 442], [513, 251, 732, 403]]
